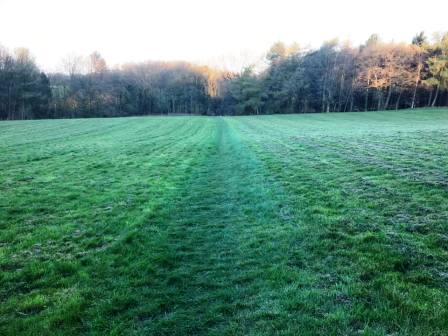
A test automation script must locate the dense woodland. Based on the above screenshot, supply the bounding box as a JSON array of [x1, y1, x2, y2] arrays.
[[1, 32, 448, 119]]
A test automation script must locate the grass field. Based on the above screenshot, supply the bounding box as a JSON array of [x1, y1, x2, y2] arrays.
[[1, 109, 448, 335]]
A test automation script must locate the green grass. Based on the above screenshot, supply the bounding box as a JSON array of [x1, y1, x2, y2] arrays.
[[1, 108, 448, 335]]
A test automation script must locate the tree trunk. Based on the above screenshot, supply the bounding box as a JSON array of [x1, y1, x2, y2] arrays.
[[321, 87, 326, 112], [427, 89, 433, 107], [411, 83, 418, 109], [384, 86, 393, 110], [395, 89, 403, 110], [7, 85, 11, 120], [431, 84, 440, 107], [337, 73, 345, 112], [364, 88, 369, 111], [411, 63, 422, 109], [344, 81, 354, 112], [377, 91, 383, 111]]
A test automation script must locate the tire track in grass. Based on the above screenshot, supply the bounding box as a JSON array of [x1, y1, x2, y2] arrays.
[[137, 117, 300, 335]]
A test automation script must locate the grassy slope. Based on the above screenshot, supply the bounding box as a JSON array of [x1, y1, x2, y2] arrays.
[[1, 109, 448, 335]]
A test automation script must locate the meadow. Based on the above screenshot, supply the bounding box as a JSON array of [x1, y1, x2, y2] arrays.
[[1, 109, 448, 335]]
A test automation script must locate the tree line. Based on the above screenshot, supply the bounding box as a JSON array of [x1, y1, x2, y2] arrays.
[[0, 48, 51, 120], [1, 32, 448, 119]]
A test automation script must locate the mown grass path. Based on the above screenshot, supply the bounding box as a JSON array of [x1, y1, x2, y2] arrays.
[[1, 109, 448, 335], [136, 118, 297, 335]]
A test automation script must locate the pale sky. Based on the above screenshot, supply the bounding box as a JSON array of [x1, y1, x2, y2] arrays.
[[0, 0, 447, 72]]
